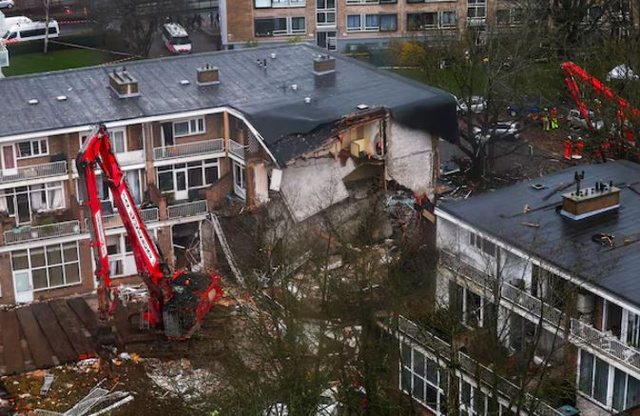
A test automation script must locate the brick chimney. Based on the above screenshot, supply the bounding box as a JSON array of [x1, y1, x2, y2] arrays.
[[197, 64, 220, 86], [108, 67, 140, 98], [560, 177, 620, 220], [313, 55, 336, 75]]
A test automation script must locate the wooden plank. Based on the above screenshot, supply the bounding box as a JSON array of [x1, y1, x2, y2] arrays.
[[50, 300, 95, 359], [19, 327, 36, 372], [31, 303, 77, 364], [113, 301, 156, 345], [0, 315, 5, 374], [67, 297, 98, 334], [0, 310, 24, 375], [15, 307, 56, 368]]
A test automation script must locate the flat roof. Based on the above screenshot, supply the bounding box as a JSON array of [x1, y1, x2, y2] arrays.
[[0, 44, 457, 165], [438, 160, 640, 307]]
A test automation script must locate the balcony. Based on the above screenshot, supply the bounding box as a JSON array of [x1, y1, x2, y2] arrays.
[[272, 0, 305, 6], [4, 220, 80, 245], [0, 161, 67, 185], [229, 140, 246, 161], [154, 139, 224, 161], [116, 150, 145, 167], [167, 200, 208, 219], [84, 208, 159, 230], [439, 250, 564, 329], [571, 318, 640, 373], [395, 316, 564, 416]]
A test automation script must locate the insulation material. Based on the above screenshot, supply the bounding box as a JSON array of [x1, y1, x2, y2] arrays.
[[253, 162, 269, 205], [386, 122, 435, 196], [280, 158, 356, 222]]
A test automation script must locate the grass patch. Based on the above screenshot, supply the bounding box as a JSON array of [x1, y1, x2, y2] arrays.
[[3, 48, 113, 76]]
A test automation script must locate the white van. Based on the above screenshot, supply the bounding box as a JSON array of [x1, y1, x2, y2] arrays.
[[1, 17, 60, 44], [161, 23, 191, 54]]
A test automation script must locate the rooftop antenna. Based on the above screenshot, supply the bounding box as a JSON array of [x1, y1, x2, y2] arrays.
[[575, 170, 585, 195]]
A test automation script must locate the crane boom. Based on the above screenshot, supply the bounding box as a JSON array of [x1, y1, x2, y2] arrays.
[[77, 125, 222, 340]]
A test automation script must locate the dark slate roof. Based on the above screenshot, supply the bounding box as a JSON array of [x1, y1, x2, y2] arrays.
[[0, 44, 458, 165], [439, 160, 640, 307]]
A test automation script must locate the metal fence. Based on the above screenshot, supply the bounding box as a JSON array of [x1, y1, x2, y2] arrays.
[[0, 161, 67, 184], [4, 220, 80, 244], [153, 139, 224, 160], [571, 318, 640, 372], [167, 200, 208, 219]]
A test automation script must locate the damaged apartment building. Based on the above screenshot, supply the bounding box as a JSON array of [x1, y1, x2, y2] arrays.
[[0, 44, 457, 305], [396, 161, 640, 416]]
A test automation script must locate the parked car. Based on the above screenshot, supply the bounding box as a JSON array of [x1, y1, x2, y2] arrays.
[[0, 0, 14, 9], [506, 100, 542, 118], [456, 96, 487, 114], [489, 121, 522, 140], [567, 109, 604, 131]]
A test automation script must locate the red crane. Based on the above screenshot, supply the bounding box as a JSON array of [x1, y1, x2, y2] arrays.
[[561, 61, 640, 146], [77, 125, 222, 340]]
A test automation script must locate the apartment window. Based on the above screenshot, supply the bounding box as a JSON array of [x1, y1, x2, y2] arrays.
[[316, 0, 336, 26], [364, 14, 379, 30], [578, 350, 608, 405], [12, 242, 81, 291], [255, 17, 306, 36], [254, 0, 271, 7], [77, 169, 144, 207], [346, 0, 396, 4], [496, 9, 509, 25], [531, 264, 566, 308], [157, 159, 219, 193], [400, 341, 448, 414], [0, 182, 65, 224], [291, 17, 306, 33], [440, 11, 456, 27], [467, 0, 486, 19], [379, 14, 397, 31], [257, 0, 306, 6], [16, 138, 48, 159], [460, 379, 488, 416], [469, 231, 496, 257], [347, 14, 361, 31], [407, 12, 437, 30], [173, 117, 205, 138], [613, 368, 640, 411], [451, 282, 494, 328], [107, 234, 134, 277]]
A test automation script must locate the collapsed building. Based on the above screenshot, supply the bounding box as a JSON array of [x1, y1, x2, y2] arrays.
[[0, 43, 457, 305]]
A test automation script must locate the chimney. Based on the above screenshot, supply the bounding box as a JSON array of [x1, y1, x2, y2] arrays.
[[560, 177, 620, 220], [313, 55, 336, 88], [108, 67, 140, 98], [313, 55, 336, 75], [197, 64, 220, 86]]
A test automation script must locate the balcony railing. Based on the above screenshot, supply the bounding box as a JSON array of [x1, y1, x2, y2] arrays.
[[154, 139, 224, 161], [167, 200, 208, 219], [116, 150, 145, 166], [4, 220, 80, 245], [571, 319, 640, 373], [0, 161, 67, 184], [396, 315, 564, 416], [439, 250, 565, 329], [229, 140, 246, 160], [84, 208, 159, 230]]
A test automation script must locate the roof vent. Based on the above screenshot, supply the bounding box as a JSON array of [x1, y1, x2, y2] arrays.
[[313, 55, 336, 75], [28, 99, 39, 105], [108, 67, 140, 98], [356, 104, 369, 110], [197, 64, 220, 86], [560, 172, 620, 220], [56, 95, 67, 101]]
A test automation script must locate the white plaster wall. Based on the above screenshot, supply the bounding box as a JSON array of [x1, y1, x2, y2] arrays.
[[253, 162, 269, 206], [386, 122, 435, 198]]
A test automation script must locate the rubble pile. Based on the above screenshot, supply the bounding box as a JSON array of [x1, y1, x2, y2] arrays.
[[145, 358, 222, 402]]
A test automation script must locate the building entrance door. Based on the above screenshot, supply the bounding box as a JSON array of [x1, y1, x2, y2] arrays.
[[14, 270, 33, 303]]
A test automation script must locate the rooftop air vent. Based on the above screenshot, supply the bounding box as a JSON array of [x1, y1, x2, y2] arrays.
[[179, 79, 190, 86], [313, 55, 336, 75], [197, 64, 220, 86], [560, 172, 620, 220], [56, 95, 67, 101], [108, 67, 140, 98], [28, 99, 39, 105]]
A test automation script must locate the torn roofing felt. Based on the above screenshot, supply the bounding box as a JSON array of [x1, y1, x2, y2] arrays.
[[0, 44, 457, 166]]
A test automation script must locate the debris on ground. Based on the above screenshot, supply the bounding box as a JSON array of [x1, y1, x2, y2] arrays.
[[39, 374, 55, 397], [34, 379, 133, 416], [145, 358, 222, 402]]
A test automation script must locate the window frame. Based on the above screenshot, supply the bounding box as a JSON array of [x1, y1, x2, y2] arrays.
[[172, 117, 205, 138], [11, 242, 81, 291], [15, 138, 49, 160], [400, 340, 448, 414]]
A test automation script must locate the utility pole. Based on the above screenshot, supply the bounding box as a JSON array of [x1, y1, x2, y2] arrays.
[[43, 0, 50, 53]]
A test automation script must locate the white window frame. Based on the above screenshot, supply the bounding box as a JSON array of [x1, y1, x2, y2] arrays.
[[316, 0, 336, 27], [399, 340, 448, 414], [0, 181, 66, 222], [272, 16, 306, 35], [11, 242, 81, 291], [173, 117, 205, 138], [460, 378, 488, 416], [440, 11, 457, 28], [157, 159, 220, 194], [106, 233, 134, 277], [469, 231, 496, 257], [15, 138, 49, 160]]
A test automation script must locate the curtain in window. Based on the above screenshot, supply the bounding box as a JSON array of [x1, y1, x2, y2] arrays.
[[126, 171, 141, 204], [49, 186, 64, 210], [30, 186, 45, 211], [365, 14, 378, 28], [0, 190, 7, 212]]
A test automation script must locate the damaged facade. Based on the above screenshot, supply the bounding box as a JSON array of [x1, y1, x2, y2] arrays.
[[0, 44, 456, 305], [398, 161, 640, 416]]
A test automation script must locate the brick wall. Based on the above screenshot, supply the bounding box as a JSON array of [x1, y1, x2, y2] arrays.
[[226, 0, 255, 44], [15, 134, 66, 168]]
